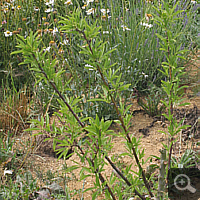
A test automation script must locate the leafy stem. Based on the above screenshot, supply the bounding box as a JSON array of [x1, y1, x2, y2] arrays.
[[75, 27, 153, 198]]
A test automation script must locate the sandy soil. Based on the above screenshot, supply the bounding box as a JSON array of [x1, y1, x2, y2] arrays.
[[12, 51, 200, 199]]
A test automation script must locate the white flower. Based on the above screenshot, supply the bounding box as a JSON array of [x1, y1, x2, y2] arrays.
[[101, 14, 111, 21], [34, 7, 39, 11], [4, 30, 12, 37], [4, 170, 13, 176], [140, 22, 153, 28], [141, 72, 148, 78], [44, 46, 51, 52], [65, 0, 73, 5], [103, 31, 111, 34], [63, 39, 69, 45], [53, 27, 58, 35], [121, 25, 131, 31], [86, 8, 95, 15], [86, 0, 94, 5], [82, 4, 87, 9], [85, 64, 94, 70], [190, 0, 197, 4], [145, 13, 153, 23], [4, 7, 9, 13], [24, 31, 28, 39], [125, 8, 130, 12], [11, 6, 15, 11], [38, 82, 44, 89], [6, 0, 15, 5], [100, 8, 110, 15], [60, 39, 69, 45], [45, 8, 54, 13], [45, 0, 54, 6]]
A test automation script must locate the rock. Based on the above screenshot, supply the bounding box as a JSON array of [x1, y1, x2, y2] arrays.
[[43, 182, 65, 195], [36, 189, 51, 199]]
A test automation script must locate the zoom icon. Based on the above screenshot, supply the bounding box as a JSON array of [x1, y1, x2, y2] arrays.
[[174, 174, 196, 193]]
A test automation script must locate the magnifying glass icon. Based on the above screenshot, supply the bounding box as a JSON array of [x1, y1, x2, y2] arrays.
[[174, 174, 196, 193]]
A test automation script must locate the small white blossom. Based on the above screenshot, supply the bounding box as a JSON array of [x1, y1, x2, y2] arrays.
[[141, 72, 148, 78], [82, 4, 87, 9], [85, 64, 94, 70], [103, 31, 111, 34], [4, 30, 12, 37], [34, 7, 40, 11], [101, 14, 111, 21], [86, 0, 94, 4], [121, 25, 131, 31], [4, 7, 9, 13], [100, 8, 110, 15], [53, 27, 58, 35], [39, 82, 44, 89], [4, 170, 13, 176], [145, 13, 153, 23], [24, 31, 28, 39], [65, 0, 73, 5], [86, 8, 95, 15], [63, 39, 69, 45], [45, 8, 54, 13], [191, 0, 197, 4], [45, 0, 54, 6], [140, 22, 153, 28], [44, 46, 51, 52]]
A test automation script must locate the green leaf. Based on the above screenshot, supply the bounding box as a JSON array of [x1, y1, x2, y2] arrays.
[[92, 191, 98, 200], [64, 165, 80, 173], [87, 98, 107, 102], [178, 102, 190, 107]]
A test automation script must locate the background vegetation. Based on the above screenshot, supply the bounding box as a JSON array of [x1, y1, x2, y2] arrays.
[[0, 0, 199, 199]]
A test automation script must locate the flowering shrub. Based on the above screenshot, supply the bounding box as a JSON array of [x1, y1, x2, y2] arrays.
[[0, 0, 199, 198]]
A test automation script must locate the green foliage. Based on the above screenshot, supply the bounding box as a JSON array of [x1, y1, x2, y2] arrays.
[[171, 149, 198, 168], [11, 7, 153, 198], [0, 171, 38, 200], [0, 131, 16, 166], [153, 1, 192, 198], [1, 0, 198, 199], [138, 84, 166, 117]]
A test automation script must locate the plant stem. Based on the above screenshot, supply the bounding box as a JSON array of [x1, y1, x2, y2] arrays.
[[31, 53, 117, 200], [105, 155, 146, 200], [165, 27, 173, 186], [77, 28, 153, 198], [157, 148, 166, 200]]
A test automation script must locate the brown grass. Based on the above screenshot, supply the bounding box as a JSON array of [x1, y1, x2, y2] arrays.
[[0, 87, 31, 135]]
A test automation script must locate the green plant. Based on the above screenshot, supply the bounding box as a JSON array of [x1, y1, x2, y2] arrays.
[[171, 149, 198, 168], [0, 0, 197, 120], [0, 84, 31, 135], [10, 1, 198, 200], [137, 83, 166, 117], [0, 170, 39, 200], [11, 16, 152, 200], [0, 131, 16, 169], [153, 1, 192, 198], [0, 0, 40, 89]]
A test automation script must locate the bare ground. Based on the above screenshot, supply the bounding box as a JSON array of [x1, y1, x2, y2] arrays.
[[12, 51, 200, 199]]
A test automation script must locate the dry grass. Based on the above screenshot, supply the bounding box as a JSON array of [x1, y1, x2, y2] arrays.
[[0, 87, 31, 135]]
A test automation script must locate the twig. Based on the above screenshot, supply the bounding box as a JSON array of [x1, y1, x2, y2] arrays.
[[31, 54, 117, 200], [157, 148, 166, 200], [76, 29, 153, 198]]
